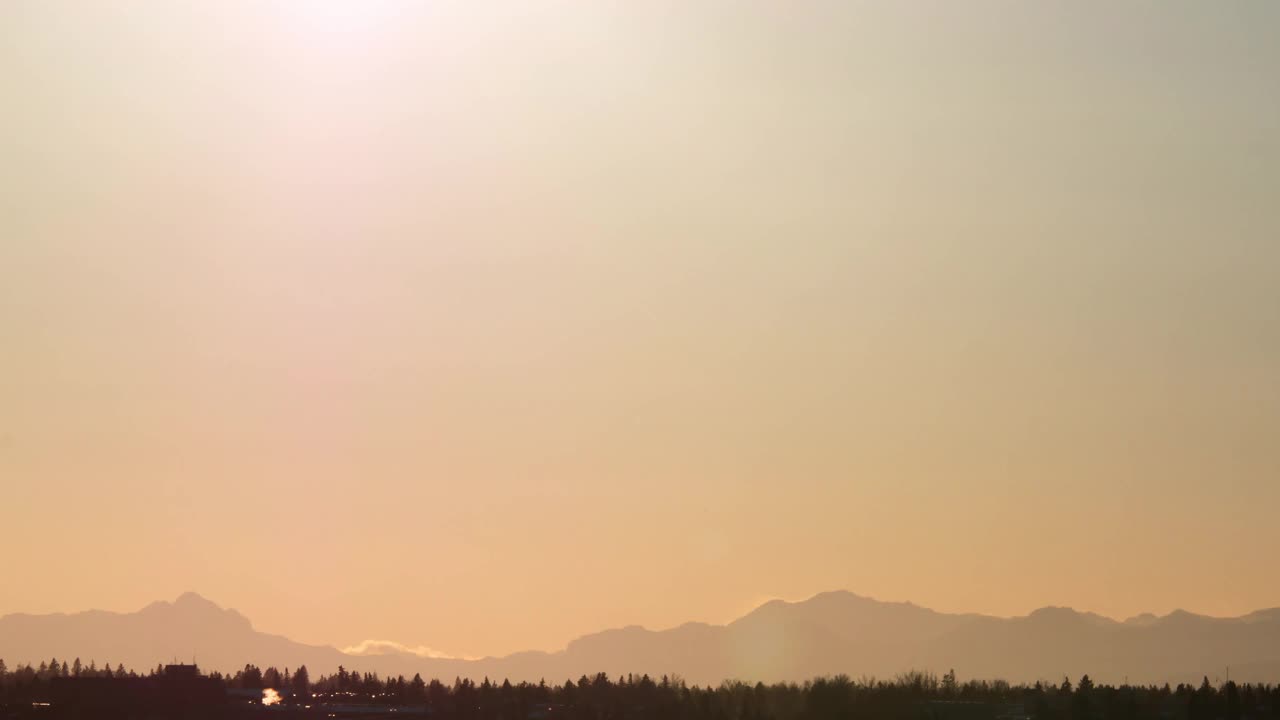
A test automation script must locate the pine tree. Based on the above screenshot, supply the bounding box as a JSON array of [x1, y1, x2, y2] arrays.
[[242, 665, 263, 689], [409, 673, 427, 703], [294, 666, 310, 698]]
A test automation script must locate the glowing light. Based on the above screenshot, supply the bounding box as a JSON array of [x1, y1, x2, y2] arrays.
[[263, 688, 283, 706], [276, 0, 402, 37]]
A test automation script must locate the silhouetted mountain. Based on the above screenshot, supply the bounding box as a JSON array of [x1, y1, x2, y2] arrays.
[[3, 591, 1279, 685], [0, 593, 349, 675]]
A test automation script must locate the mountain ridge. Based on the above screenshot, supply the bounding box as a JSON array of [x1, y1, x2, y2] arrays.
[[3, 591, 1278, 685]]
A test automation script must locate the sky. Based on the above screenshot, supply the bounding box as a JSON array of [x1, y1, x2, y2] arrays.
[[1, 1, 1278, 661]]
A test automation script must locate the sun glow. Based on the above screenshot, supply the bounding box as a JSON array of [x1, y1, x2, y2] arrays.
[[274, 0, 404, 39]]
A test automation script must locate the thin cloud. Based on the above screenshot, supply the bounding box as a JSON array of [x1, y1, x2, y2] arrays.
[[342, 639, 470, 660]]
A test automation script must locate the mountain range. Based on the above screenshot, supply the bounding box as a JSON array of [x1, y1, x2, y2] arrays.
[[3, 592, 1278, 686]]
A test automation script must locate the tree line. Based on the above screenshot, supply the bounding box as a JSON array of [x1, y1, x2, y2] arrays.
[[2, 659, 1279, 720]]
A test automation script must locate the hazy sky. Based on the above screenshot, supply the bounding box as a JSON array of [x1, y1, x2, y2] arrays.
[[2, 1, 1278, 660]]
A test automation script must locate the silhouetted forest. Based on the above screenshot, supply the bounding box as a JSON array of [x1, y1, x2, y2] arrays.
[[2, 658, 1279, 720]]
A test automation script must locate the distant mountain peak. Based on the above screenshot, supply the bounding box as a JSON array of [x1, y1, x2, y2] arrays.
[[142, 592, 223, 614], [1026, 606, 1117, 627], [174, 591, 222, 610], [807, 589, 869, 603], [1124, 612, 1161, 626], [1027, 605, 1077, 617], [1241, 608, 1280, 623], [742, 590, 871, 615], [135, 592, 253, 634]]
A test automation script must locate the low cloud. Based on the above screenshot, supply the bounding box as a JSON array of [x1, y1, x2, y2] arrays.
[[342, 639, 460, 660]]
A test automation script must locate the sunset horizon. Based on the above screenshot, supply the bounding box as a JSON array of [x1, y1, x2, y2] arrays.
[[2, 1, 1278, 716]]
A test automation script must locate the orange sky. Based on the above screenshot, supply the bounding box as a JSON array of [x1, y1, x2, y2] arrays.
[[1, 1, 1278, 660]]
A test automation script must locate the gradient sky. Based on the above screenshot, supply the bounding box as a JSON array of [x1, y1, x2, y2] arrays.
[[2, 1, 1278, 660]]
